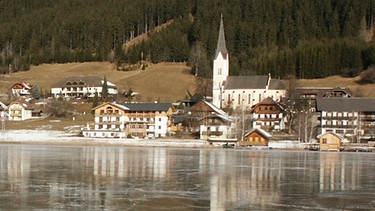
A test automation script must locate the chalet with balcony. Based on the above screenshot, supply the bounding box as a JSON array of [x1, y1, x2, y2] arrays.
[[186, 100, 232, 132], [11, 81, 33, 98], [8, 101, 33, 121], [239, 128, 272, 146], [251, 97, 288, 132], [82, 102, 174, 139], [51, 76, 118, 99], [316, 97, 375, 143], [123, 102, 174, 138], [199, 112, 232, 140]]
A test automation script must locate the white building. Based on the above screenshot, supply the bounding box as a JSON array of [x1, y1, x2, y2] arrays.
[[316, 97, 375, 142], [212, 16, 286, 111], [51, 76, 118, 99], [82, 102, 174, 139], [8, 101, 33, 121], [11, 81, 33, 98]]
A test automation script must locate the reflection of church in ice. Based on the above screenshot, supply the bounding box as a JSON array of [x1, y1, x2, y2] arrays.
[[199, 150, 283, 210], [0, 146, 368, 210]]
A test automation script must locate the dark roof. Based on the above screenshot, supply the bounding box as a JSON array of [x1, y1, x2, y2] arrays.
[[225, 76, 268, 89], [225, 76, 284, 90], [122, 102, 172, 111], [296, 87, 352, 98], [52, 76, 116, 88], [316, 98, 375, 112], [215, 15, 228, 59], [269, 79, 286, 89]]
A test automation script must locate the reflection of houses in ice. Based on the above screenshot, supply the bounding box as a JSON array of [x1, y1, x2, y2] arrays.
[[319, 153, 360, 192], [199, 150, 282, 210], [0, 146, 31, 193], [84, 147, 168, 179]]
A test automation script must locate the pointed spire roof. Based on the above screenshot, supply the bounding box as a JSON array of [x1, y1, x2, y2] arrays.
[[215, 14, 228, 59]]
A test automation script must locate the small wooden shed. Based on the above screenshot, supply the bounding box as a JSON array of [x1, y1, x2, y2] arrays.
[[317, 132, 345, 151], [239, 128, 272, 146]]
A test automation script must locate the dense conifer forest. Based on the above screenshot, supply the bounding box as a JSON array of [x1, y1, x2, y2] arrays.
[[0, 0, 374, 79]]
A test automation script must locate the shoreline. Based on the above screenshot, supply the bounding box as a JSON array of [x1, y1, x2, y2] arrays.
[[0, 130, 208, 148]]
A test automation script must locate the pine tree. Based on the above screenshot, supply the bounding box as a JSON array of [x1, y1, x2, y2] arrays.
[[101, 76, 108, 101]]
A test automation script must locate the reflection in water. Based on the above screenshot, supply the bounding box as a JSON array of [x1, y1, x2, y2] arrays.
[[0, 145, 374, 210], [319, 152, 359, 192]]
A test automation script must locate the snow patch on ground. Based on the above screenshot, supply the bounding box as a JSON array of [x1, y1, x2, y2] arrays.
[[0, 130, 208, 148]]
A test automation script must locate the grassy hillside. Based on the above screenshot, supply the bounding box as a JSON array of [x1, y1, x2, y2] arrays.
[[0, 62, 197, 103], [2, 62, 375, 132], [2, 62, 375, 102]]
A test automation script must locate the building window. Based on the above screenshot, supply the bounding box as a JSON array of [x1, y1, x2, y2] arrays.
[[218, 68, 222, 75], [322, 138, 327, 144]]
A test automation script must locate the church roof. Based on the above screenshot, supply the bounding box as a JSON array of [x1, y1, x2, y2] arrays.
[[269, 79, 286, 89], [225, 76, 268, 89], [215, 15, 228, 59], [225, 76, 285, 90]]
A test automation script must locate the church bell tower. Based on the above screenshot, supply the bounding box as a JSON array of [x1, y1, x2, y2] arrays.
[[212, 15, 229, 108]]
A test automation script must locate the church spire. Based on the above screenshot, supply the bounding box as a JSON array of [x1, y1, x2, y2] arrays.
[[215, 14, 228, 59]]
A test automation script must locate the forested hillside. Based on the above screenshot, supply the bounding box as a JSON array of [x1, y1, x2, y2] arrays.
[[0, 0, 374, 79]]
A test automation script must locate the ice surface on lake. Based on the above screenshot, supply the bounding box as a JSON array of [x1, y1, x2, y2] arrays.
[[0, 145, 374, 210]]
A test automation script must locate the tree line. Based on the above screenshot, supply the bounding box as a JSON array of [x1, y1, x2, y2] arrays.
[[0, 0, 374, 80]]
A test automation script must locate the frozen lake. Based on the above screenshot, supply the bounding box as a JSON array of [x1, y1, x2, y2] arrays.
[[0, 144, 374, 210]]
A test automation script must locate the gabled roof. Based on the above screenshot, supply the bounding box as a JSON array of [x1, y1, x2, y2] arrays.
[[251, 97, 287, 112], [215, 15, 228, 59], [198, 112, 231, 123], [316, 98, 375, 112], [121, 102, 172, 112], [225, 76, 268, 89], [224, 75, 285, 90], [269, 79, 286, 89], [0, 102, 7, 111], [244, 128, 272, 138], [190, 100, 228, 117], [92, 102, 129, 111], [12, 81, 32, 89], [8, 100, 33, 110], [317, 131, 346, 140], [295, 87, 352, 98], [52, 76, 116, 88]]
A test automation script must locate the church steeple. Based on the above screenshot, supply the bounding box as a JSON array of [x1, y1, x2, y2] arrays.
[[215, 14, 228, 59], [212, 14, 229, 108]]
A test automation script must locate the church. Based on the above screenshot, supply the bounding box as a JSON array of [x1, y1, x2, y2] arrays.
[[212, 16, 286, 111]]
